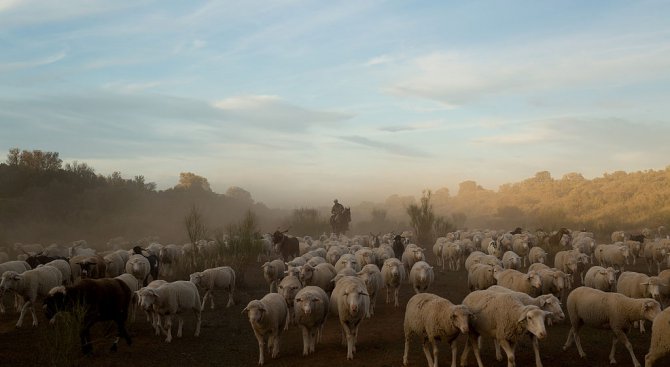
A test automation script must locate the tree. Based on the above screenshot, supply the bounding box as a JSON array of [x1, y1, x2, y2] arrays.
[[406, 190, 436, 247], [225, 186, 253, 204], [184, 204, 207, 246], [175, 172, 211, 191]]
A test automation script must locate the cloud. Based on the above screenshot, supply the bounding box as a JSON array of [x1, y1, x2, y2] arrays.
[[379, 121, 441, 133], [0, 50, 66, 72], [339, 135, 430, 158], [365, 54, 393, 67], [387, 31, 670, 106]]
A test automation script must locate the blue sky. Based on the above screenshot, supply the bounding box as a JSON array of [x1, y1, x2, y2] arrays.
[[1, 0, 670, 207]]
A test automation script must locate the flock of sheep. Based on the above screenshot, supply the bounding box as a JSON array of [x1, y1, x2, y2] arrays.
[[2, 228, 670, 367]]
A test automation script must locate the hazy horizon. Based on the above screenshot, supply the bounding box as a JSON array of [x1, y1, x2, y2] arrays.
[[2, 1, 669, 208]]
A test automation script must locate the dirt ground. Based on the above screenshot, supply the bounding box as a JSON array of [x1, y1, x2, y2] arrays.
[[1, 250, 669, 367]]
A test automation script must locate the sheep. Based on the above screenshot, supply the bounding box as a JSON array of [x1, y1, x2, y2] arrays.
[[43, 278, 132, 355], [306, 256, 325, 267], [584, 265, 618, 292], [299, 263, 337, 293], [528, 247, 548, 265], [562, 286, 662, 367], [243, 292, 289, 366], [644, 240, 670, 274], [329, 275, 370, 360], [373, 245, 395, 268], [495, 269, 542, 296], [277, 274, 303, 327], [139, 279, 168, 335], [293, 286, 329, 356], [0, 266, 62, 327], [598, 244, 631, 271], [104, 252, 126, 278], [623, 240, 642, 265], [42, 259, 72, 285], [136, 280, 201, 343], [262, 259, 286, 293], [381, 257, 405, 307], [354, 248, 376, 268], [502, 251, 522, 270], [0, 261, 31, 313], [356, 264, 383, 316], [487, 285, 564, 367], [467, 263, 501, 291], [511, 235, 530, 267], [443, 242, 464, 271], [115, 273, 140, 321], [409, 261, 434, 294], [572, 236, 596, 263], [460, 289, 550, 367], [433, 238, 446, 268], [535, 268, 568, 299], [159, 244, 181, 267], [553, 250, 579, 277], [658, 269, 670, 307], [189, 266, 236, 310], [334, 253, 361, 273], [465, 251, 502, 272], [645, 306, 670, 367], [125, 254, 151, 286], [402, 246, 425, 275], [616, 271, 665, 333], [402, 293, 472, 367]]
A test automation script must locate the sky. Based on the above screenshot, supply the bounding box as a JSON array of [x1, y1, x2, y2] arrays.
[[1, 0, 670, 208]]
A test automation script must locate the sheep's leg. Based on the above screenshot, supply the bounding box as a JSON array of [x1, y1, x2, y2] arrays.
[[572, 327, 586, 358], [494, 339, 503, 361], [609, 335, 619, 364], [177, 316, 184, 338], [194, 308, 201, 337], [450, 339, 458, 367], [271, 331, 280, 359], [562, 328, 575, 351], [385, 287, 391, 303], [164, 315, 173, 343], [395, 287, 400, 307], [430, 338, 440, 367], [301, 326, 310, 356], [613, 329, 641, 367], [498, 339, 516, 367], [646, 350, 660, 367], [639, 319, 646, 333], [342, 321, 355, 360], [16, 299, 31, 328], [200, 290, 209, 311], [466, 333, 485, 367], [420, 337, 434, 367], [209, 290, 216, 309], [309, 328, 317, 354], [227, 289, 235, 308], [532, 336, 543, 367], [253, 329, 265, 366], [403, 334, 412, 366]]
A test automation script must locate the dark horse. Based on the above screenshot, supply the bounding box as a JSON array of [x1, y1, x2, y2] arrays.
[[330, 207, 351, 235]]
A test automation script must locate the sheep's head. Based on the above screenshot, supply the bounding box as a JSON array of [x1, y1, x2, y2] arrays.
[[519, 306, 548, 339], [641, 299, 662, 321], [243, 300, 266, 324], [451, 305, 471, 334]]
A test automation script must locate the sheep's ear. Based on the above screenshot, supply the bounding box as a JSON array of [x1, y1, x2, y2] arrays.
[[241, 306, 249, 314], [12, 274, 22, 281], [359, 291, 369, 297], [641, 282, 649, 286], [543, 311, 553, 317], [644, 301, 658, 310]]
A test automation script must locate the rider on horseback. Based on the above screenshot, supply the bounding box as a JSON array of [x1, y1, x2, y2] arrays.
[[330, 199, 349, 234], [331, 199, 344, 218]]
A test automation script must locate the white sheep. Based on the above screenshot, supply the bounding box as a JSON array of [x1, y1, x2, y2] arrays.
[[511, 235, 530, 267], [467, 263, 501, 291], [598, 244, 631, 271], [645, 306, 670, 367], [299, 263, 337, 292], [189, 266, 236, 310], [584, 265, 618, 292], [0, 266, 62, 327], [381, 258, 405, 307], [465, 251, 502, 272], [616, 271, 665, 333], [460, 289, 550, 367], [535, 268, 568, 299], [262, 259, 286, 293], [329, 275, 369, 360], [562, 286, 662, 367], [409, 261, 434, 294], [125, 254, 151, 286], [354, 248, 376, 268], [644, 240, 670, 274], [293, 286, 329, 356], [243, 292, 289, 366], [277, 274, 303, 327], [443, 242, 464, 271], [42, 259, 72, 286], [334, 253, 361, 273], [433, 238, 446, 268], [553, 250, 579, 277], [115, 273, 141, 322], [138, 279, 168, 335], [528, 247, 548, 265], [356, 264, 383, 316], [136, 280, 201, 343], [487, 285, 564, 367], [306, 256, 326, 267], [402, 246, 425, 275], [495, 269, 542, 296], [403, 293, 472, 367], [502, 251, 522, 270], [104, 251, 126, 278], [373, 245, 395, 268]]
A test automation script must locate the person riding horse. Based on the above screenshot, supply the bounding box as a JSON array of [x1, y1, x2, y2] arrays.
[[331, 199, 344, 219], [330, 199, 347, 233]]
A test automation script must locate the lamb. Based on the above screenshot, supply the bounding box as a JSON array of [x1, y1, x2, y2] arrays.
[[136, 280, 201, 343], [409, 261, 434, 294], [299, 263, 337, 292], [502, 251, 522, 270], [381, 257, 405, 307], [467, 263, 500, 291], [645, 306, 670, 367], [0, 266, 62, 327], [616, 271, 665, 333], [495, 269, 542, 296], [584, 265, 618, 292], [293, 286, 329, 356], [277, 274, 303, 327], [262, 259, 286, 293], [189, 266, 236, 310], [460, 289, 550, 367], [402, 293, 472, 367], [562, 286, 662, 367], [357, 264, 383, 316], [243, 292, 289, 366], [125, 254, 151, 286], [329, 275, 370, 360], [528, 247, 548, 265]]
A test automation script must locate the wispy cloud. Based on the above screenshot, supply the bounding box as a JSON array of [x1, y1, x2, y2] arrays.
[[365, 54, 393, 67], [0, 50, 66, 72], [379, 121, 441, 133], [339, 135, 430, 158]]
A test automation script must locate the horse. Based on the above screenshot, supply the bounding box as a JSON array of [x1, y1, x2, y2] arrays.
[[330, 207, 351, 235]]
